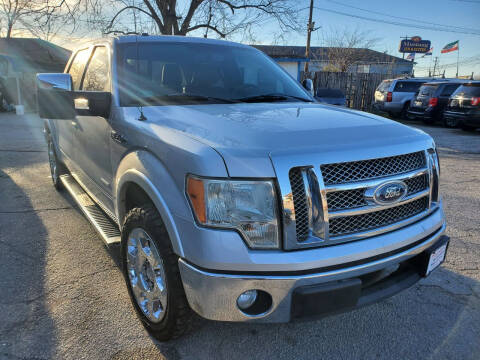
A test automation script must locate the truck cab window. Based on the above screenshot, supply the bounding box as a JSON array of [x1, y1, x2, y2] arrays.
[[68, 48, 91, 90], [82, 47, 110, 92]]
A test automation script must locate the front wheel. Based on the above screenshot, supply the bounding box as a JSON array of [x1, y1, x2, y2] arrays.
[[121, 205, 192, 341]]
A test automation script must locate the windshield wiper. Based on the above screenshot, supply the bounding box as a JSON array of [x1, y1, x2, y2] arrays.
[[165, 94, 238, 104], [130, 94, 238, 105], [236, 93, 313, 103]]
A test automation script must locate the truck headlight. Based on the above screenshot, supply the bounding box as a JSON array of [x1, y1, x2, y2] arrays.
[[186, 176, 280, 249]]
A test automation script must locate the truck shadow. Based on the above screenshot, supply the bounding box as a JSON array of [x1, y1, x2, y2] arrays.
[[0, 168, 57, 360]]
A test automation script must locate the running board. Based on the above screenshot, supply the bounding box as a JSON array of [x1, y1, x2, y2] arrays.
[[60, 174, 121, 245]]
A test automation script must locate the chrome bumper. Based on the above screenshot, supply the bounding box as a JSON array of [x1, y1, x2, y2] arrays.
[[179, 222, 446, 323]]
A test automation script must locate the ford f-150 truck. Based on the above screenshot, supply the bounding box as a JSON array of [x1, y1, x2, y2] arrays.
[[37, 35, 448, 341]]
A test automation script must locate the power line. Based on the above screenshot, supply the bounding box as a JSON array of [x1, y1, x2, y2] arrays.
[[313, 6, 480, 36], [326, 0, 480, 33]]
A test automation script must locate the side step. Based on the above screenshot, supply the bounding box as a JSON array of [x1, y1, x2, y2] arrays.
[[60, 174, 121, 245]]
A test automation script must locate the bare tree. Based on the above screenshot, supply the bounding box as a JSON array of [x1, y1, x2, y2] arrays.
[[321, 26, 381, 72], [103, 0, 301, 38], [0, 0, 81, 39]]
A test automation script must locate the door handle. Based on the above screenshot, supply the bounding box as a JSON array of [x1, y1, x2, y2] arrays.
[[71, 121, 79, 129], [111, 131, 127, 145]]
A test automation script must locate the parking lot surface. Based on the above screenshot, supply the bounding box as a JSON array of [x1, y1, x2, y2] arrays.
[[0, 113, 479, 360]]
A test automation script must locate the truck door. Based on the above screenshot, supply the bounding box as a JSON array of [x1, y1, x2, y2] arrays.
[[55, 48, 91, 168], [71, 45, 114, 213]]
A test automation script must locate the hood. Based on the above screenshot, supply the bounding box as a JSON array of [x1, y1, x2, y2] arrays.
[[132, 103, 433, 177]]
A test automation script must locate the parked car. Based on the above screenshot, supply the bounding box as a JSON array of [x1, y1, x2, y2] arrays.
[[374, 78, 437, 119], [407, 81, 464, 124], [314, 87, 346, 106], [37, 35, 448, 341], [443, 81, 480, 131]]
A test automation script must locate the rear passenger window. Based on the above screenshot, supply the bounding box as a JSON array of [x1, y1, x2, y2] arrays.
[[376, 80, 391, 92], [394, 81, 423, 92], [82, 46, 110, 92], [68, 48, 91, 90], [440, 84, 460, 97]]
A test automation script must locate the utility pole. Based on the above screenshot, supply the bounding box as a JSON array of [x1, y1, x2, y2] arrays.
[[432, 57, 439, 77], [304, 0, 315, 78]]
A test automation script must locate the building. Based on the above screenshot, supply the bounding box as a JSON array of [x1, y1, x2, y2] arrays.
[[253, 45, 413, 80]]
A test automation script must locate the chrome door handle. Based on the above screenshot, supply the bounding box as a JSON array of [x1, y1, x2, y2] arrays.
[[71, 121, 79, 129]]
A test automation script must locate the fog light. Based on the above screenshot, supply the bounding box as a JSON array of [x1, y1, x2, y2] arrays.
[[237, 290, 258, 310]]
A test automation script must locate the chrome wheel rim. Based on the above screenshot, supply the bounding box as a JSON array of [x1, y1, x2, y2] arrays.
[[48, 141, 58, 183], [126, 228, 168, 323]]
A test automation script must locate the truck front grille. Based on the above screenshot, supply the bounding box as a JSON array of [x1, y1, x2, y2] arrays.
[[326, 173, 429, 211], [329, 196, 429, 236], [284, 150, 436, 249], [320, 151, 426, 185]]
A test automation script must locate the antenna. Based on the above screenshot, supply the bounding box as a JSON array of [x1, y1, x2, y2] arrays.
[[135, 34, 147, 121]]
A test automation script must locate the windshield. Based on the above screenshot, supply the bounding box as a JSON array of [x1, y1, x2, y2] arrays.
[[116, 42, 312, 106]]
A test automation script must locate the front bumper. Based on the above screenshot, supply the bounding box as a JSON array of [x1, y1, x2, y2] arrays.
[[179, 222, 447, 323]]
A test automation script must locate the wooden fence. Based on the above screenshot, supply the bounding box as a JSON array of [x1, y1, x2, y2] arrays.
[[309, 72, 392, 112]]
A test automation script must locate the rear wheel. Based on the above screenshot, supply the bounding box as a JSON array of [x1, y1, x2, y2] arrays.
[[443, 116, 459, 128], [121, 205, 192, 341], [47, 137, 66, 190], [461, 124, 477, 132], [401, 102, 410, 120]]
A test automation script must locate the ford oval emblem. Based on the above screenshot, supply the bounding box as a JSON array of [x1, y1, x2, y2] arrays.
[[373, 181, 408, 205]]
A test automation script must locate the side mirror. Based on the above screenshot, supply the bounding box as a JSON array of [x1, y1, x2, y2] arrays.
[[302, 78, 315, 96], [36, 73, 75, 119]]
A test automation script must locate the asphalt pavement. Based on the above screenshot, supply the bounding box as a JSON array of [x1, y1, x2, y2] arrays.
[[0, 113, 479, 360]]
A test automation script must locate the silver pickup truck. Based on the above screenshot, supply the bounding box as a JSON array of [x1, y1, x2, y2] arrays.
[[37, 35, 448, 341]]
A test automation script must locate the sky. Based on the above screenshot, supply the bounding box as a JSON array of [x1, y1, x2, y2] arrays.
[[245, 0, 480, 78], [45, 0, 480, 78]]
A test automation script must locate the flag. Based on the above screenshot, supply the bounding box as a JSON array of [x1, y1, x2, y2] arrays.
[[441, 41, 459, 54], [406, 53, 415, 61], [422, 47, 433, 57]]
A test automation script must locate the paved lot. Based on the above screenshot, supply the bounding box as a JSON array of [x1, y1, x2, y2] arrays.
[[0, 113, 479, 360]]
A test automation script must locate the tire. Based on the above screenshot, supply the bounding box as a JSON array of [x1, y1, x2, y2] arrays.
[[443, 116, 459, 128], [461, 124, 477, 132], [47, 136, 66, 190], [400, 102, 410, 120], [422, 117, 435, 125], [121, 205, 192, 341]]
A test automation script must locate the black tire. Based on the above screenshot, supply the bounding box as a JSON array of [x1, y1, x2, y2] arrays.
[[422, 116, 436, 125], [461, 124, 477, 132], [47, 136, 67, 190], [121, 205, 192, 341], [400, 102, 410, 120], [443, 116, 459, 128]]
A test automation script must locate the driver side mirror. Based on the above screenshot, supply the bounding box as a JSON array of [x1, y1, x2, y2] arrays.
[[37, 73, 75, 119], [302, 78, 315, 96]]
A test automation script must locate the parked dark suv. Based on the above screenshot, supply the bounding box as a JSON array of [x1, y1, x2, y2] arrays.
[[443, 82, 480, 131], [408, 81, 464, 124]]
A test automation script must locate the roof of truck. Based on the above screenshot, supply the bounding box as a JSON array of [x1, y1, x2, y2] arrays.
[[114, 35, 248, 48]]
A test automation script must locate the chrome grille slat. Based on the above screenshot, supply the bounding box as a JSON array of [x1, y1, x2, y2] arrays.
[[329, 197, 429, 237], [320, 151, 426, 185], [288, 168, 309, 242]]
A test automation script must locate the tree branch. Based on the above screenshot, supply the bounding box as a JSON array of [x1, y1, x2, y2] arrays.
[[187, 23, 227, 37], [105, 6, 155, 31]]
